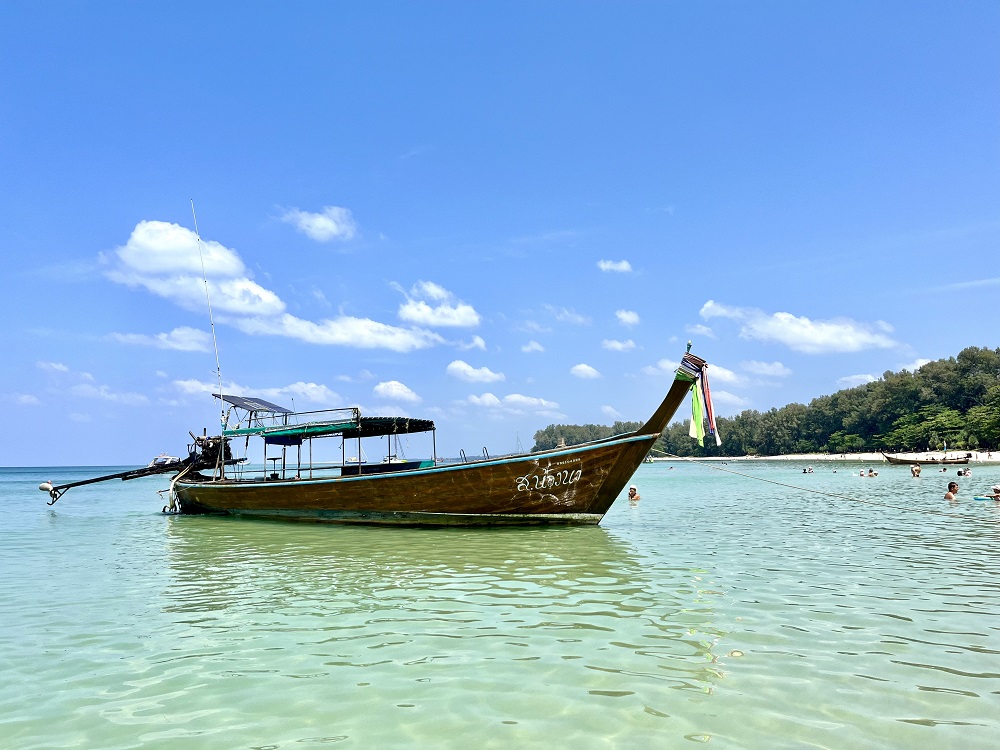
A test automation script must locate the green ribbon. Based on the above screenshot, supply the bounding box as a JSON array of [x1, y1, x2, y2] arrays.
[[689, 382, 705, 446]]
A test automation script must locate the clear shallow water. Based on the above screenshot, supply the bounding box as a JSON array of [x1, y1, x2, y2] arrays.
[[3, 462, 1000, 749]]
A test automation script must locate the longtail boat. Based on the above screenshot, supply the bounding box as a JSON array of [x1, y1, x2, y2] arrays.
[[881, 452, 971, 466], [41, 351, 714, 526]]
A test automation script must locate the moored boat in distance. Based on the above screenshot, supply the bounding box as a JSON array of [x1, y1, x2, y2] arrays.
[[147, 453, 181, 467], [42, 351, 715, 526], [882, 452, 971, 466]]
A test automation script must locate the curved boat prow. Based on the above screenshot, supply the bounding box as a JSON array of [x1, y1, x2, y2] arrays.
[[637, 349, 713, 437], [586, 351, 716, 512], [636, 376, 697, 437]]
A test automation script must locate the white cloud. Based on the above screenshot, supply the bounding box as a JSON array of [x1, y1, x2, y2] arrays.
[[837, 373, 878, 388], [468, 392, 502, 407], [699, 300, 746, 320], [466, 392, 561, 415], [336, 369, 376, 383], [14, 394, 40, 405], [741, 360, 792, 377], [37, 361, 69, 372], [601, 405, 623, 419], [458, 335, 487, 351], [504, 393, 559, 410], [174, 379, 225, 396], [521, 340, 545, 353], [70, 383, 149, 405], [616, 310, 640, 326], [942, 276, 1000, 291], [641, 359, 677, 376], [106, 221, 444, 353], [397, 281, 481, 328], [410, 280, 449, 301], [511, 229, 580, 245], [37, 361, 94, 381], [280, 206, 358, 242], [751, 314, 897, 354], [366, 404, 412, 418], [597, 259, 632, 273], [231, 313, 444, 352], [711, 390, 750, 410], [570, 363, 602, 379], [278, 382, 342, 405], [699, 300, 898, 354], [547, 306, 590, 325], [706, 365, 743, 384], [899, 358, 931, 372], [125, 275, 284, 316], [447, 360, 505, 383], [373, 380, 421, 403], [174, 378, 340, 406], [521, 320, 552, 334], [106, 221, 285, 316], [686, 323, 715, 339], [110, 326, 213, 352], [112, 220, 247, 277], [396, 299, 480, 328], [602, 339, 636, 352]]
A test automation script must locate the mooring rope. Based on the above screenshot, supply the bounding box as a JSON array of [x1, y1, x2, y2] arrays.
[[158, 463, 194, 514], [647, 448, 987, 518]]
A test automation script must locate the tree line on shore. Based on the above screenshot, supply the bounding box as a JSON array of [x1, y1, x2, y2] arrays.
[[531, 346, 1000, 457]]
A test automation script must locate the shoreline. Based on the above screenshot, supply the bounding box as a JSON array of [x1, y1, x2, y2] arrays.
[[651, 451, 1000, 464]]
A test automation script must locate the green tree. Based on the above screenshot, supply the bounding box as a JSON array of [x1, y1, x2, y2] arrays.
[[531, 347, 1000, 456]]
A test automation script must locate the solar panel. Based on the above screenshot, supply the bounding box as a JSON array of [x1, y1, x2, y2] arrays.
[[213, 393, 292, 414]]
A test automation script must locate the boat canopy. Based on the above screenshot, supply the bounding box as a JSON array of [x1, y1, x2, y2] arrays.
[[341, 416, 435, 440], [223, 414, 435, 446]]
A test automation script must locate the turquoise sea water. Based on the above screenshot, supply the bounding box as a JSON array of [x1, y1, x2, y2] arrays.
[[3, 461, 1000, 749]]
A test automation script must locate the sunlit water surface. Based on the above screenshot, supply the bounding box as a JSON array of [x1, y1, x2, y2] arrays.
[[3, 462, 1000, 748]]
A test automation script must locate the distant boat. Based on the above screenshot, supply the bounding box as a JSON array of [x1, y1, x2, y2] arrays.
[[882, 452, 971, 466], [147, 453, 181, 467], [43, 350, 712, 526]]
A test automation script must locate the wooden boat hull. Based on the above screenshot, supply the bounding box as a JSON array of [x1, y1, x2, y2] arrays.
[[882, 453, 970, 466], [170, 362, 696, 526], [174, 432, 656, 525]]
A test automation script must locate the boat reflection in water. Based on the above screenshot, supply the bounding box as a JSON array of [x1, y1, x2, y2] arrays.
[[160, 517, 728, 698]]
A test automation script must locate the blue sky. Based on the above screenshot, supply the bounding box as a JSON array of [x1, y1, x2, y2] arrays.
[[2, 2, 997, 466]]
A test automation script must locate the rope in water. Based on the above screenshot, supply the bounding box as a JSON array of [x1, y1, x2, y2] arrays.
[[647, 448, 978, 517]]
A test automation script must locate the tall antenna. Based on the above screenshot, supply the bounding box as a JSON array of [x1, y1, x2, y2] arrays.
[[190, 200, 225, 429]]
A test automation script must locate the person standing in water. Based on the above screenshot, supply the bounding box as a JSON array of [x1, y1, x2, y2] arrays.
[[628, 485, 640, 503], [944, 482, 959, 500]]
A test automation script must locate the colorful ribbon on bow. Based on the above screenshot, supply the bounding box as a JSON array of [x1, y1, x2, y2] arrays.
[[678, 352, 721, 447]]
